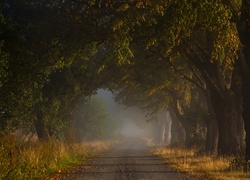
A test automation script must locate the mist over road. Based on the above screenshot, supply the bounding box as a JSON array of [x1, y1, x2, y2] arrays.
[[54, 137, 197, 180]]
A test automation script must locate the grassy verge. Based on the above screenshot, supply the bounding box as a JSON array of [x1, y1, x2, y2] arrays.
[[0, 134, 109, 180], [154, 147, 250, 180]]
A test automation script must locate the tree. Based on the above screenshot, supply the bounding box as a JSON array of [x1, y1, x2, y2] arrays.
[[0, 0, 108, 139], [95, 0, 243, 156], [104, 45, 209, 148], [0, 0, 248, 158], [229, 0, 250, 161]]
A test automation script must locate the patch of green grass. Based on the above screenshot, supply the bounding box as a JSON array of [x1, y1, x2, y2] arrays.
[[48, 156, 81, 175]]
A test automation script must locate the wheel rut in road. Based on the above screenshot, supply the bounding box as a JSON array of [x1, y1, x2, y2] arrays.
[[53, 138, 198, 180]]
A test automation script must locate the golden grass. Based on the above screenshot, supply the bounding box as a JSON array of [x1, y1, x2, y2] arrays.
[[0, 134, 109, 180], [154, 148, 250, 180]]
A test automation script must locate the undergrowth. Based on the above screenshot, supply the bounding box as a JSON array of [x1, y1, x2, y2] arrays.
[[0, 133, 109, 180], [154, 147, 250, 180]]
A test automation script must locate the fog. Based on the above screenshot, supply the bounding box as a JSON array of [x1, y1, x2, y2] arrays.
[[97, 90, 150, 136], [70, 89, 173, 148], [96, 89, 170, 148], [120, 120, 143, 137]]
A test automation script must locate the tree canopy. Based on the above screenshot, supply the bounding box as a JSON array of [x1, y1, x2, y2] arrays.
[[1, 0, 250, 160]]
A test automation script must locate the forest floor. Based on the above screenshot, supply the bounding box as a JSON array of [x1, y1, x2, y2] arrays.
[[51, 137, 198, 180]]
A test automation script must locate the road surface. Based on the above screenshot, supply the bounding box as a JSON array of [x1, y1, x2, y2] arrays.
[[52, 137, 197, 180]]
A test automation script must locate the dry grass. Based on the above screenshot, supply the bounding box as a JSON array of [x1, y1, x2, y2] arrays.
[[154, 148, 250, 180], [0, 133, 109, 180]]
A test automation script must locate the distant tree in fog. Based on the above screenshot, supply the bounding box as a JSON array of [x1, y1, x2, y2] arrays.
[[72, 96, 109, 142]]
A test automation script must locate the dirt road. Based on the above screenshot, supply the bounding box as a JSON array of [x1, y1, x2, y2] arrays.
[[54, 137, 197, 180]]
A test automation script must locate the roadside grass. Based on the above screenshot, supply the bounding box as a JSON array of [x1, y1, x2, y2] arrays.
[[154, 147, 250, 180], [0, 134, 109, 180]]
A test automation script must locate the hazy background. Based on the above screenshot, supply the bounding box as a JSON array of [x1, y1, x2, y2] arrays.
[[97, 89, 153, 141]]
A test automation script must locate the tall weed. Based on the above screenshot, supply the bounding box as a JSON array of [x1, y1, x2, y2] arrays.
[[0, 133, 109, 180]]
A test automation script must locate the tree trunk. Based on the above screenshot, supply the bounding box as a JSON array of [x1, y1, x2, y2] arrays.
[[170, 108, 193, 148], [236, 0, 250, 160], [210, 90, 243, 156], [159, 121, 166, 145], [182, 119, 193, 148], [164, 111, 172, 146], [239, 49, 250, 159], [169, 109, 185, 146], [242, 81, 250, 160], [152, 119, 161, 144], [205, 116, 218, 155], [204, 92, 218, 155], [158, 112, 166, 145], [34, 111, 50, 141]]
